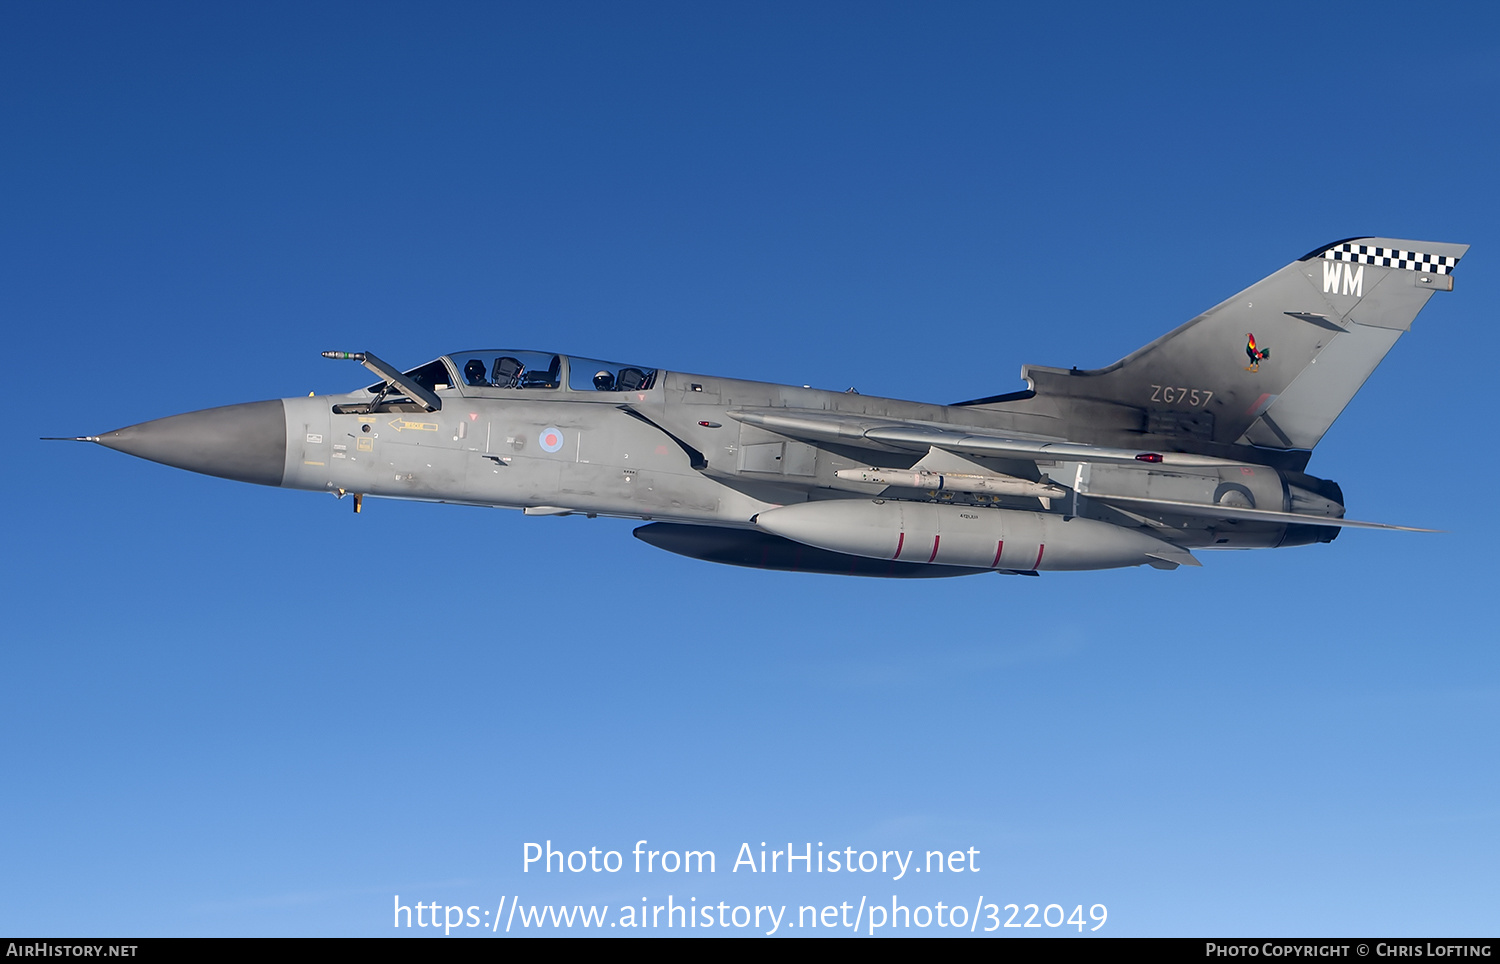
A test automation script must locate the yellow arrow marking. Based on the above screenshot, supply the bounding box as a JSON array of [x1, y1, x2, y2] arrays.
[[387, 418, 439, 433]]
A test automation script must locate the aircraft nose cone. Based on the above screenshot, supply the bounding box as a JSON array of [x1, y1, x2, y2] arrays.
[[96, 400, 287, 486]]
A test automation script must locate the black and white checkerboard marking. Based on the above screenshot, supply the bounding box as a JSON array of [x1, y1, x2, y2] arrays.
[[1322, 243, 1460, 275]]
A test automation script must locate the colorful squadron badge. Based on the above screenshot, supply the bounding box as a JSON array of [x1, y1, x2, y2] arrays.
[[1244, 333, 1269, 372]]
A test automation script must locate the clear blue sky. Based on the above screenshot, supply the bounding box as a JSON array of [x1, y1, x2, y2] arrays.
[[3, 1, 1497, 937]]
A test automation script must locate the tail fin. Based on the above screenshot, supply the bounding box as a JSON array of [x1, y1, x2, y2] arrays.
[[1017, 237, 1468, 457]]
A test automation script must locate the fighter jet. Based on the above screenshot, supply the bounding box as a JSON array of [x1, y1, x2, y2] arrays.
[[58, 236, 1465, 578]]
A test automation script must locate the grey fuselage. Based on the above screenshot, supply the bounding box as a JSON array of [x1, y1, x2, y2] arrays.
[[233, 352, 1329, 555], [84, 236, 1470, 576]]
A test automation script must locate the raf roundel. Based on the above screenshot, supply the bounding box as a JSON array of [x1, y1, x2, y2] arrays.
[[538, 427, 565, 453]]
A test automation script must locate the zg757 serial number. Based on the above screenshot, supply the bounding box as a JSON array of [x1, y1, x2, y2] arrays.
[[1150, 385, 1214, 408]]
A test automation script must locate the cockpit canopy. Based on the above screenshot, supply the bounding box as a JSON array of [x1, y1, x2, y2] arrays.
[[365, 350, 658, 397]]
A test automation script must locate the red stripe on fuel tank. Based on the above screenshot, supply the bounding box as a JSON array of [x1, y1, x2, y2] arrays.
[[991, 540, 1004, 568], [1033, 544, 1045, 570], [927, 535, 941, 563], [893, 532, 905, 560]]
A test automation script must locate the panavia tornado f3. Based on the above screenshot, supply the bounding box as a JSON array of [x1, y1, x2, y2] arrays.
[[61, 237, 1466, 578]]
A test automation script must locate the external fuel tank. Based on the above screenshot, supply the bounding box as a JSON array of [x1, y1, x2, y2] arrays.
[[754, 500, 1194, 571]]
